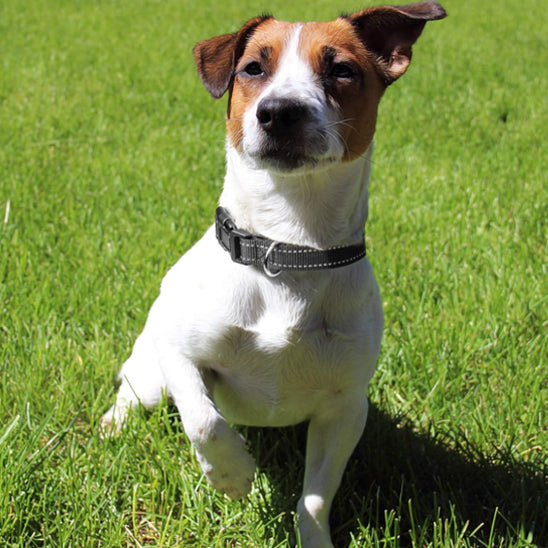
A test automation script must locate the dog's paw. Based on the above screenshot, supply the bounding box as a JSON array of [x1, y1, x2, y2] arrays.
[[198, 449, 255, 500], [194, 426, 256, 499], [297, 525, 334, 548], [99, 405, 129, 438]]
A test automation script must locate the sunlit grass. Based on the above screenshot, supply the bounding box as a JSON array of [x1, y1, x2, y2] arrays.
[[0, 0, 546, 546]]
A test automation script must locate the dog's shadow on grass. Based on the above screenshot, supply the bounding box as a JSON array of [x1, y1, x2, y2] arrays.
[[244, 404, 547, 547]]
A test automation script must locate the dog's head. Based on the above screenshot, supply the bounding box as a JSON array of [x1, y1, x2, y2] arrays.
[[193, 2, 446, 174]]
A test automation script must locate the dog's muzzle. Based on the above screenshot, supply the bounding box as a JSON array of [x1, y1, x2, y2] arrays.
[[256, 97, 309, 136], [250, 97, 331, 171]]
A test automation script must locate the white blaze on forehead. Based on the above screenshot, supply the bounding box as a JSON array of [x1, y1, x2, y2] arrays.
[[260, 24, 321, 103]]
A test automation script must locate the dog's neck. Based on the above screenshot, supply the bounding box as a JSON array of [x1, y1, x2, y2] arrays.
[[219, 144, 373, 250]]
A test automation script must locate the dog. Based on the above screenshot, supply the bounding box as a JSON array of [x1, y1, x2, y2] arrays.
[[101, 3, 446, 546]]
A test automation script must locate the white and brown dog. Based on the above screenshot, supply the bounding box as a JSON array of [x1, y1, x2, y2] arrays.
[[101, 3, 446, 546]]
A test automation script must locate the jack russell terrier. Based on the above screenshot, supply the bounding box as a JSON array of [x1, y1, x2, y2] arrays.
[[101, 2, 446, 546]]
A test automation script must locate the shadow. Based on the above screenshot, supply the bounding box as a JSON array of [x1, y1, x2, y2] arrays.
[[243, 404, 547, 547]]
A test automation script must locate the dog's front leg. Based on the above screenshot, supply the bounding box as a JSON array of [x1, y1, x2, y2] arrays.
[[160, 344, 256, 500], [297, 394, 369, 548]]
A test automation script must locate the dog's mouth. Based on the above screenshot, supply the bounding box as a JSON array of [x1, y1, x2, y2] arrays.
[[254, 144, 322, 172], [246, 130, 340, 173]]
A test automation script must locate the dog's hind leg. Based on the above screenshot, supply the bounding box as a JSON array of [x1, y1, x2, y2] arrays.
[[100, 331, 167, 435]]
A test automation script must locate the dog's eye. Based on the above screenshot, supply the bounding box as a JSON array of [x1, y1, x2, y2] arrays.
[[243, 61, 264, 76], [330, 63, 356, 80]]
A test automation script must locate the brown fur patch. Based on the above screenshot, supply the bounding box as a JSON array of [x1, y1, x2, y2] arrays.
[[226, 18, 386, 161], [227, 20, 297, 149], [300, 19, 385, 161]]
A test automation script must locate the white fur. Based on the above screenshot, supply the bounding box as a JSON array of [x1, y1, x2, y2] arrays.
[[102, 24, 384, 548]]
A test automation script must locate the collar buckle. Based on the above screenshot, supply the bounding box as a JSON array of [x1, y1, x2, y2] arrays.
[[215, 207, 252, 263]]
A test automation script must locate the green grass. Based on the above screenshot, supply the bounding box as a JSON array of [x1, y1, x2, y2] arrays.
[[0, 0, 546, 546]]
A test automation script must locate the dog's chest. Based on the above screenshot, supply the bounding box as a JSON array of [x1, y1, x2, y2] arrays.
[[203, 278, 369, 426], [158, 234, 380, 427]]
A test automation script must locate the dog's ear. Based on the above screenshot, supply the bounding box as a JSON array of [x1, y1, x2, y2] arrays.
[[347, 1, 446, 84], [193, 15, 271, 99]]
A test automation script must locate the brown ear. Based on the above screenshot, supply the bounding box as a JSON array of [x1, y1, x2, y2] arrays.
[[347, 1, 446, 84], [193, 15, 271, 99]]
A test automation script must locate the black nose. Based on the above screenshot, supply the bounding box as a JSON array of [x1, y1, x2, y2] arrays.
[[256, 98, 309, 133]]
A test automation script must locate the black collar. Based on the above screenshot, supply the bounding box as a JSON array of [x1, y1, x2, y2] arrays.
[[215, 207, 366, 277]]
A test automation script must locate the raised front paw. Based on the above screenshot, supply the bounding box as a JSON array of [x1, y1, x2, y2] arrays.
[[194, 426, 256, 500]]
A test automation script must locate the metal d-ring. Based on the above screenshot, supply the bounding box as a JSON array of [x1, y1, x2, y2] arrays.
[[263, 241, 282, 278]]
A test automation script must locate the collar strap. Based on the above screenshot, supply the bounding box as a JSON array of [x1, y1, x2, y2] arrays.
[[215, 207, 366, 277]]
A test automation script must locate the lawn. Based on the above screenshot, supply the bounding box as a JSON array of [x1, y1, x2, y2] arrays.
[[0, 0, 546, 546]]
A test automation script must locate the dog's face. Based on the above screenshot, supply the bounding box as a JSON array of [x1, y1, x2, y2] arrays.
[[226, 19, 385, 173], [194, 3, 446, 173]]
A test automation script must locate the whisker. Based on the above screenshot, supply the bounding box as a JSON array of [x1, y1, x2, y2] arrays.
[[325, 118, 357, 131]]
